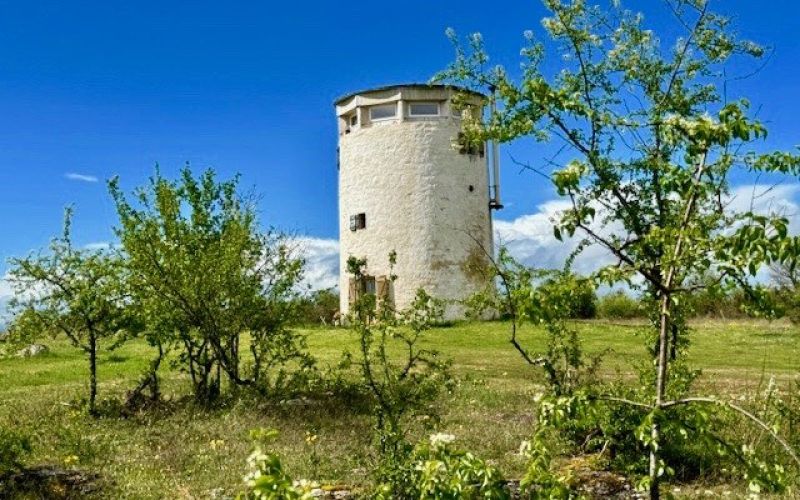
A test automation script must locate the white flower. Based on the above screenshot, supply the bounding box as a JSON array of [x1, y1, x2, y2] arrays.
[[429, 433, 456, 446]]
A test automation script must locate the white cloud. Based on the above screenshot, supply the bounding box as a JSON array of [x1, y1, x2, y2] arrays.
[[65, 172, 99, 183], [727, 183, 800, 233], [493, 198, 617, 275], [494, 183, 800, 278], [84, 242, 115, 250], [292, 237, 340, 291], [0, 274, 13, 330]]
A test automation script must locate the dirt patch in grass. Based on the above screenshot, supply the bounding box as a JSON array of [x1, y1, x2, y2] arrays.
[[0, 465, 102, 499]]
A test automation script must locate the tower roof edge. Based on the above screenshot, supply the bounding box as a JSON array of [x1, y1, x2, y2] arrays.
[[333, 83, 486, 107]]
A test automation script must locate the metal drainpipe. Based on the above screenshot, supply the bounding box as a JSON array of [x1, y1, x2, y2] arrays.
[[488, 85, 503, 210]]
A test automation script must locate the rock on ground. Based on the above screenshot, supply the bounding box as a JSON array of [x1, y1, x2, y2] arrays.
[[16, 343, 49, 357]]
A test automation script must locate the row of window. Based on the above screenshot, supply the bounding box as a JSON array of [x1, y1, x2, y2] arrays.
[[348, 102, 446, 127]]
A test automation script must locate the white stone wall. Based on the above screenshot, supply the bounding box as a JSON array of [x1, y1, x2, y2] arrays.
[[337, 97, 493, 320]]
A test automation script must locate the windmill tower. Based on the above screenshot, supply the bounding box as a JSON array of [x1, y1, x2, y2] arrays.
[[335, 83, 501, 320]]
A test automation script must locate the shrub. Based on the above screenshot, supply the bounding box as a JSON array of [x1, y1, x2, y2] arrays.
[[347, 253, 455, 494], [238, 429, 314, 500], [681, 279, 763, 319], [373, 434, 508, 499], [110, 167, 310, 403], [292, 288, 339, 326], [541, 273, 597, 319], [769, 285, 800, 325], [596, 291, 643, 320], [0, 428, 31, 476]]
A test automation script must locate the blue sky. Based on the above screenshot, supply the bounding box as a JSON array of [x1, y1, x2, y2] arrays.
[[1, 0, 799, 307]]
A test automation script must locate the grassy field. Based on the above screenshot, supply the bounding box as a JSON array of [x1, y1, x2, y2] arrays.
[[1, 319, 798, 498]]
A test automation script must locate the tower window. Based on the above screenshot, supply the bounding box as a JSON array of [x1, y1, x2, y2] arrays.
[[348, 274, 393, 310], [409, 102, 440, 117], [364, 276, 376, 296], [369, 104, 397, 121], [350, 114, 358, 127], [349, 212, 366, 231]]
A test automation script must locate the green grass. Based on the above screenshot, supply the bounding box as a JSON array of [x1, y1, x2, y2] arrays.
[[1, 319, 798, 498]]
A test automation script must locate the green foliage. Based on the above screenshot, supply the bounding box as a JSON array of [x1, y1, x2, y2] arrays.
[[373, 434, 508, 500], [554, 274, 597, 320], [109, 166, 310, 403], [770, 263, 800, 324], [238, 429, 314, 500], [519, 437, 573, 499], [439, 0, 800, 494], [0, 428, 32, 476], [292, 288, 340, 326], [520, 397, 582, 499], [7, 208, 136, 414], [346, 253, 453, 491], [766, 379, 800, 450], [467, 248, 600, 396], [596, 292, 643, 320]]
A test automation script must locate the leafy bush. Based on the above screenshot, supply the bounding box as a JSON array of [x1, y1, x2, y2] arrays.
[[373, 434, 508, 499], [346, 253, 455, 494], [238, 429, 314, 500], [292, 288, 340, 326], [541, 273, 597, 319], [684, 287, 742, 319], [0, 428, 32, 476], [773, 289, 800, 324], [110, 167, 310, 403], [769, 263, 800, 323], [596, 292, 643, 320]]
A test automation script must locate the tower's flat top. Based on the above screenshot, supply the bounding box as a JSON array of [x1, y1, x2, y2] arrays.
[[333, 83, 485, 106]]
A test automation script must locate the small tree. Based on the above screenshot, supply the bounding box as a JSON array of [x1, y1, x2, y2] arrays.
[[770, 262, 800, 323], [109, 167, 308, 403], [465, 247, 598, 396], [346, 253, 452, 496], [8, 209, 133, 414], [440, 0, 800, 495]]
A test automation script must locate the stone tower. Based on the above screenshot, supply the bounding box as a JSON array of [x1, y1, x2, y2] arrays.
[[335, 83, 496, 320]]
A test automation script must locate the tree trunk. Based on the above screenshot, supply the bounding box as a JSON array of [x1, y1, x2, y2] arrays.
[[88, 333, 98, 416], [669, 323, 679, 361], [650, 293, 671, 499], [152, 340, 163, 400]]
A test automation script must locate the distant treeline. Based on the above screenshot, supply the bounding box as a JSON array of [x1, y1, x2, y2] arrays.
[[519, 276, 798, 321], [292, 265, 800, 324]]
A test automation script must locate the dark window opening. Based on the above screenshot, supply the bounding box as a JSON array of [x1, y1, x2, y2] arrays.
[[348, 274, 393, 312], [409, 102, 440, 116], [349, 212, 366, 231], [468, 185, 475, 192], [364, 276, 376, 296], [370, 104, 397, 121]]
